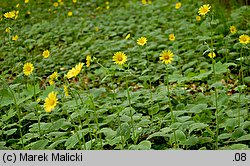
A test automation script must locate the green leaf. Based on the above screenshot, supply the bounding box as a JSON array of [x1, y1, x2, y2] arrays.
[[214, 61, 228, 74], [148, 103, 159, 115], [116, 123, 130, 140], [189, 104, 208, 113], [30, 140, 49, 150], [129, 140, 151, 150], [236, 134, 250, 142], [189, 123, 208, 134], [99, 128, 116, 139], [170, 130, 186, 144], [4, 128, 17, 136]]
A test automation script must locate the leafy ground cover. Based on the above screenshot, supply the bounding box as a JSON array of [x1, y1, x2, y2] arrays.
[[0, 0, 249, 150]]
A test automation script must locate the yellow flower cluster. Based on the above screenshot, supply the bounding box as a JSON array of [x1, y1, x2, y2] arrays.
[[169, 34, 175, 41]]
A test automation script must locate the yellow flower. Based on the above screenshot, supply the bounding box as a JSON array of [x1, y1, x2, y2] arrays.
[[196, 15, 201, 21], [113, 52, 127, 65], [239, 34, 250, 44], [25, 0, 29, 3], [86, 55, 91, 67], [27, 11, 31, 15], [58, 0, 62, 2], [68, 11, 73, 16], [5, 27, 10, 33], [106, 6, 110, 10], [44, 91, 58, 113], [230, 26, 237, 34], [66, 62, 84, 79], [198, 4, 211, 16], [72, 0, 77, 3], [159, 50, 174, 64], [63, 85, 70, 97], [23, 62, 34, 76], [137, 37, 147, 46], [43, 50, 50, 58], [49, 72, 58, 85], [208, 52, 216, 59], [125, 33, 130, 40], [105, 1, 109, 5], [141, 0, 147, 5], [12, 35, 18, 41], [53, 2, 59, 7], [4, 11, 15, 19], [16, 4, 19, 8], [175, 2, 181, 9], [169, 34, 175, 41]]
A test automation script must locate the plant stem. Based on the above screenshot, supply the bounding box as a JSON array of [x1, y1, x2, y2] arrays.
[[88, 94, 103, 149], [166, 69, 178, 149], [33, 75, 41, 138], [125, 73, 136, 144], [212, 59, 219, 150]]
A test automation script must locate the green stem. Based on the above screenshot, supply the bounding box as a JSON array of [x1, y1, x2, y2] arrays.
[[166, 69, 178, 149], [33, 75, 41, 138], [125, 74, 136, 144], [212, 59, 219, 150], [88, 94, 103, 149]]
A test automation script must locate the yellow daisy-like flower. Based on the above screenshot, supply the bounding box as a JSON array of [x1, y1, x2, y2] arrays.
[[5, 27, 10, 33], [23, 62, 34, 76], [125, 33, 131, 40], [137, 37, 147, 46], [25, 0, 29, 3], [196, 15, 201, 22], [113, 52, 127, 65], [49, 72, 58, 85], [12, 35, 18, 41], [208, 52, 216, 59], [175, 2, 181, 9], [198, 4, 211, 16], [53, 2, 59, 7], [4, 11, 16, 19], [63, 85, 70, 97], [44, 91, 58, 113], [159, 50, 174, 64], [239, 34, 250, 44], [66, 62, 84, 79], [230, 26, 237, 34], [43, 50, 50, 58], [72, 0, 77, 3], [86, 55, 91, 67], [68, 11, 73, 16], [169, 34, 175, 41]]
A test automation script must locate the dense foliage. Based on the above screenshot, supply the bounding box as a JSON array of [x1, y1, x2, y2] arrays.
[[0, 0, 249, 150]]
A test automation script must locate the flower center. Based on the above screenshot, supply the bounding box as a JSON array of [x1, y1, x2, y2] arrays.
[[118, 57, 123, 61], [50, 100, 55, 106], [164, 55, 169, 60], [27, 67, 31, 71]]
